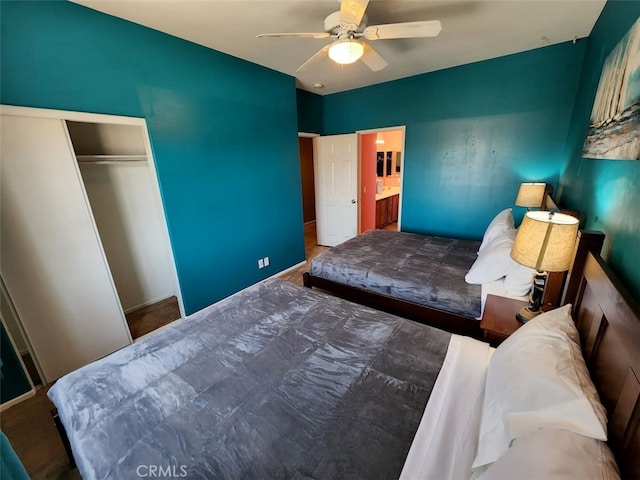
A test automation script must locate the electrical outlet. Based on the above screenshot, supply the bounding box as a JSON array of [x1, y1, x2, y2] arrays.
[[258, 258, 264, 269], [264, 256, 270, 267]]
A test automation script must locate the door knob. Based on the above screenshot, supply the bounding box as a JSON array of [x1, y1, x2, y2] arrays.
[[351, 199, 356, 204]]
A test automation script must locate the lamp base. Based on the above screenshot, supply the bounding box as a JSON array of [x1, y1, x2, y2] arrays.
[[516, 305, 542, 323]]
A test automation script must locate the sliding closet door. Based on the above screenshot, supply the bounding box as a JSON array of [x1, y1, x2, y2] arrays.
[[0, 115, 132, 383]]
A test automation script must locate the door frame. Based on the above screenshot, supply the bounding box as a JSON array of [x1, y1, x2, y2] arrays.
[[0, 105, 186, 326], [356, 125, 407, 232], [298, 132, 321, 229]]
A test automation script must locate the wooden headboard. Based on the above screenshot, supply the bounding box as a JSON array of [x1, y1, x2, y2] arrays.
[[541, 185, 556, 210], [542, 187, 581, 219], [563, 247, 640, 478]]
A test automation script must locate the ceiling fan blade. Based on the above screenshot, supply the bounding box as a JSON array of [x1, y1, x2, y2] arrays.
[[364, 20, 442, 40], [340, 0, 369, 29], [296, 42, 336, 72], [257, 32, 331, 39], [361, 42, 388, 72]]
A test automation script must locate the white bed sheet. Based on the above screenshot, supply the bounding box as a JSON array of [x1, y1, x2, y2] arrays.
[[478, 279, 529, 318], [400, 334, 495, 480]]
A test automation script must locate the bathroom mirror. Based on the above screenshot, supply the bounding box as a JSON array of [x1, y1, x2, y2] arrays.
[[376, 152, 384, 177], [377, 151, 402, 177]]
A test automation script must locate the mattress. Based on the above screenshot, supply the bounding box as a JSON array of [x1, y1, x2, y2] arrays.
[[48, 279, 451, 480], [310, 229, 482, 318]]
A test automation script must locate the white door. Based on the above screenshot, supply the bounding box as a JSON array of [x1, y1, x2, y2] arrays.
[[1, 115, 132, 382], [313, 134, 358, 247]]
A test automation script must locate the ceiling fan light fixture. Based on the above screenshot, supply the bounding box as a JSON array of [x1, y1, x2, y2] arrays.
[[328, 39, 364, 65]]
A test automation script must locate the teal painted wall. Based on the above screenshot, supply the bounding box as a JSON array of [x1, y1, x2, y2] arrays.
[[322, 42, 586, 238], [0, 1, 305, 314], [559, 0, 640, 303], [296, 89, 323, 134]]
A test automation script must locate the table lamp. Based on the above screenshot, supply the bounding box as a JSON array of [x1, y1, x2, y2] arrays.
[[510, 211, 579, 322], [515, 182, 547, 210]]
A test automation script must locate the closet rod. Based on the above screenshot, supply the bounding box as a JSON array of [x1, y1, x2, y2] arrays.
[[76, 154, 147, 164]]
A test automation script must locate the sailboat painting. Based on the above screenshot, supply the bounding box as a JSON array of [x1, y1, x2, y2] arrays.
[[583, 17, 640, 160]]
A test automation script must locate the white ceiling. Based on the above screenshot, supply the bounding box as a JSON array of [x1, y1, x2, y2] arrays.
[[72, 0, 606, 96]]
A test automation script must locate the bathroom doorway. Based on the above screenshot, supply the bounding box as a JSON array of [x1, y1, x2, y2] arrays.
[[359, 127, 405, 233]]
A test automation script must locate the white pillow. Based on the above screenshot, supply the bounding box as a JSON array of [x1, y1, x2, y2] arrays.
[[472, 305, 608, 473], [478, 428, 620, 480], [478, 208, 514, 253], [465, 229, 518, 284], [519, 302, 580, 344], [503, 263, 535, 296]]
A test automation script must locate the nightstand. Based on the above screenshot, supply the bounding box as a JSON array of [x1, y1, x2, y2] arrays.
[[480, 294, 528, 346]]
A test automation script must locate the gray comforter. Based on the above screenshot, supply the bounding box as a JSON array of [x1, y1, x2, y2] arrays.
[[310, 229, 482, 318], [48, 279, 451, 480]]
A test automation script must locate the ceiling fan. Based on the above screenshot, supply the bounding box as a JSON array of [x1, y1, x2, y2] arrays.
[[257, 0, 442, 72]]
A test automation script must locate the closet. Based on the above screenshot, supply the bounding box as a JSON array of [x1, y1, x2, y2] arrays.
[[0, 106, 183, 384], [67, 121, 177, 315]]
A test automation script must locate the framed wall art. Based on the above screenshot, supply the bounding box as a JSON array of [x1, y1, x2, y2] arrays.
[[583, 17, 640, 160]]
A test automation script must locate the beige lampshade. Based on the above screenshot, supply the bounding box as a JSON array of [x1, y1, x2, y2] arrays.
[[515, 183, 547, 208], [511, 211, 579, 272]]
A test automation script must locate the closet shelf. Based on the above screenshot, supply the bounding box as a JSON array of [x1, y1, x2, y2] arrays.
[[76, 154, 147, 164]]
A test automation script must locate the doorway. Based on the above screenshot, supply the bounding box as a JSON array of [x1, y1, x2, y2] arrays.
[[298, 133, 328, 260], [300, 127, 405, 250], [359, 127, 405, 233]]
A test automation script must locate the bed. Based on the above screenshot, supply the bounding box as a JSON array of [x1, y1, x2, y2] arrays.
[[305, 229, 484, 335], [303, 207, 598, 338], [49, 279, 452, 479], [48, 240, 639, 479]]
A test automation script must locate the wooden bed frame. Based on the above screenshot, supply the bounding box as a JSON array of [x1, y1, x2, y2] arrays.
[[303, 270, 484, 337], [303, 229, 603, 339], [562, 240, 640, 479]]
